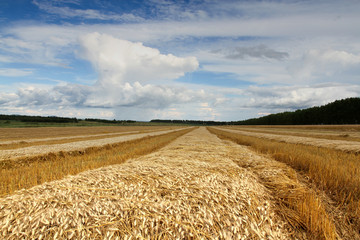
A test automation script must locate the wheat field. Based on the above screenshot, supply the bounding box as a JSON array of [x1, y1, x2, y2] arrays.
[[0, 127, 192, 197], [0, 126, 359, 239], [216, 126, 360, 153], [208, 126, 360, 239]]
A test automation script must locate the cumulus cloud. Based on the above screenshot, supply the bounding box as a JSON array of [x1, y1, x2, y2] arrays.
[[0, 33, 204, 112], [242, 83, 360, 110], [6, 85, 86, 107], [83, 82, 205, 108], [214, 45, 289, 60], [289, 49, 360, 80], [79, 33, 199, 85], [76, 32, 201, 108], [2, 1, 360, 121], [0, 93, 18, 105], [0, 82, 205, 112]]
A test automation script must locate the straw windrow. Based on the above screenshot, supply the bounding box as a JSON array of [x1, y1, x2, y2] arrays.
[[214, 127, 360, 153], [209, 127, 360, 239], [0, 127, 296, 239]]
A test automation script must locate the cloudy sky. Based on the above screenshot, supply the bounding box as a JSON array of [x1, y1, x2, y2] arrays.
[[0, 0, 359, 121]]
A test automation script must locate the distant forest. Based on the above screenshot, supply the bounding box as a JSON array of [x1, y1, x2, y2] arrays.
[[0, 115, 135, 124], [234, 97, 360, 125], [152, 97, 360, 125], [0, 114, 79, 123], [150, 119, 225, 125], [1, 97, 359, 126]]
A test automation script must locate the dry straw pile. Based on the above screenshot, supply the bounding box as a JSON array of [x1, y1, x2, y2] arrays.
[[0, 128, 292, 239], [0, 127, 175, 151], [227, 125, 360, 142], [0, 126, 170, 142], [218, 127, 360, 153], [0, 128, 192, 197], [209, 127, 360, 239], [0, 128, 184, 161]]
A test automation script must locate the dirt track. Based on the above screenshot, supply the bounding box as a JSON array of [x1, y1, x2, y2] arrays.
[[0, 127, 301, 239], [215, 127, 360, 153], [0, 128, 187, 161]]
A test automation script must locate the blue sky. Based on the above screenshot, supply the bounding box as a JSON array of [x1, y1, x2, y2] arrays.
[[0, 0, 360, 121]]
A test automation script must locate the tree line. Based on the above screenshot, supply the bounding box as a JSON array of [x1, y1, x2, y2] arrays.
[[150, 119, 228, 125], [0, 114, 78, 123], [0, 115, 138, 124], [1, 97, 359, 126], [234, 97, 360, 125], [151, 98, 360, 125], [84, 118, 136, 124]]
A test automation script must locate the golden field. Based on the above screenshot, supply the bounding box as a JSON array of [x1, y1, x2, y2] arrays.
[[219, 125, 360, 153], [0, 126, 173, 141], [0, 125, 359, 239], [0, 127, 192, 197], [209, 126, 360, 239]]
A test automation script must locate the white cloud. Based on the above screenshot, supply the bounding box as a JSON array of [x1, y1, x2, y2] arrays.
[[16, 86, 64, 106], [0, 34, 73, 66], [83, 82, 206, 109], [289, 49, 360, 80], [0, 81, 207, 114], [242, 83, 360, 110], [78, 32, 199, 85], [152, 107, 186, 120], [0, 68, 33, 77], [75, 33, 202, 108], [32, 0, 144, 22], [213, 45, 289, 60], [0, 93, 18, 105], [197, 102, 220, 120], [257, 112, 271, 116], [0, 34, 205, 113], [1, 1, 360, 121], [2, 1, 360, 70]]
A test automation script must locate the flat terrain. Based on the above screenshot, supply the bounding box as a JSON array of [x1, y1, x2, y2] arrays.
[[1, 126, 359, 239], [0, 127, 302, 239], [0, 126, 182, 161], [218, 125, 360, 153], [0, 126, 174, 142]]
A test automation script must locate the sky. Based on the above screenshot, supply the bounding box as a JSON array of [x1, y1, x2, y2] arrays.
[[0, 0, 359, 121]]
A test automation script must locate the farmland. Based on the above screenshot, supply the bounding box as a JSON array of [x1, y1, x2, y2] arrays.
[[1, 125, 360, 239]]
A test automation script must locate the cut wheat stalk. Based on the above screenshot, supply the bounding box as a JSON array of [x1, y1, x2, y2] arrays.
[[0, 128, 194, 197], [0, 127, 297, 239], [208, 127, 360, 239]]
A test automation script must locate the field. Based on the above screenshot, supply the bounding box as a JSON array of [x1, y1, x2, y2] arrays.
[[0, 125, 359, 239], [0, 119, 181, 128]]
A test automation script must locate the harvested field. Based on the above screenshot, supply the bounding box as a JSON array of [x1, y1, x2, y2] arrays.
[[217, 126, 360, 153], [0, 128, 193, 197], [0, 126, 177, 150], [0, 128, 186, 161], [0, 126, 172, 142], [224, 125, 360, 142], [0, 129, 154, 148], [209, 127, 360, 239], [1, 127, 358, 239]]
